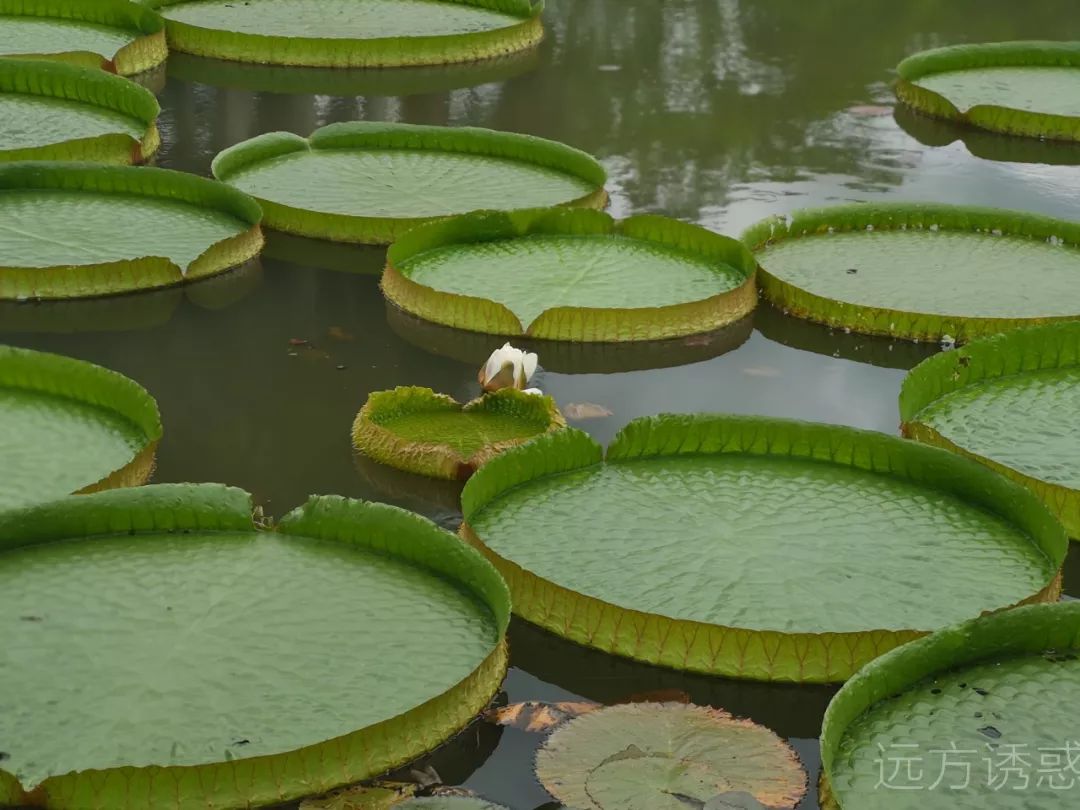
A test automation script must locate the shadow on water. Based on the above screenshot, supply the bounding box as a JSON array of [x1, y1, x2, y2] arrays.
[[263, 231, 389, 275], [387, 303, 756, 374]]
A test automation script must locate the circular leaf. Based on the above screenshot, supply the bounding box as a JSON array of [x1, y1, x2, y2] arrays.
[[535, 703, 806, 810]]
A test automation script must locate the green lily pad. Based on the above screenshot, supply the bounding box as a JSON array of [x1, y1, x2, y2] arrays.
[[821, 602, 1080, 810], [896, 41, 1080, 143], [0, 484, 510, 809], [0, 59, 159, 163], [743, 203, 1080, 342], [383, 208, 757, 342], [211, 122, 607, 245], [153, 0, 543, 67], [0, 345, 161, 510], [901, 321, 1080, 539], [0, 162, 263, 300], [535, 702, 806, 810], [460, 415, 1066, 683], [353, 386, 564, 480], [0, 0, 167, 75]]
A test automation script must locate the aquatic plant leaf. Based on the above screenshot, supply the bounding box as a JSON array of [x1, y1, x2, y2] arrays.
[[352, 386, 564, 480], [821, 602, 1080, 809], [0, 59, 159, 163], [0, 0, 166, 75], [460, 414, 1066, 682], [0, 344, 160, 510], [212, 122, 606, 245], [0, 162, 263, 299], [896, 41, 1080, 142], [484, 700, 600, 732], [0, 484, 510, 810], [535, 703, 806, 810], [384, 208, 757, 342], [900, 321, 1080, 538], [152, 0, 542, 68], [743, 202, 1080, 341]]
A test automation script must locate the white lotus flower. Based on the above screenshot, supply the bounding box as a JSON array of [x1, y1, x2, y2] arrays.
[[479, 342, 538, 392]]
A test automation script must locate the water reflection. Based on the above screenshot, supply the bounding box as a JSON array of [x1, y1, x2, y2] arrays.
[[388, 304, 755, 374], [263, 232, 387, 274]]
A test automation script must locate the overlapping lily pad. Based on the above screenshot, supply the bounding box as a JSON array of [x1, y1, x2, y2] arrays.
[[0, 162, 263, 300], [901, 322, 1080, 539], [896, 41, 1080, 143], [0, 345, 160, 510], [383, 208, 757, 342], [152, 0, 544, 68], [460, 414, 1066, 683], [211, 122, 607, 245], [0, 0, 167, 75], [821, 602, 1080, 809], [0, 484, 510, 809], [353, 386, 564, 480], [535, 702, 807, 810], [0, 60, 160, 163], [744, 203, 1080, 341]]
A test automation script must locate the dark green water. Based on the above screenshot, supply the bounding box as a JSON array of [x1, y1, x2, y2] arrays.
[[4, 1, 1080, 806]]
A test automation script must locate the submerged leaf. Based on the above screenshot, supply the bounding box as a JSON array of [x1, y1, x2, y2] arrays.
[[535, 702, 806, 810], [563, 402, 614, 420], [484, 700, 599, 732]]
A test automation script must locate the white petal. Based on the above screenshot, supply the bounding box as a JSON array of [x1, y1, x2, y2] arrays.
[[521, 352, 538, 382], [522, 388, 544, 396]]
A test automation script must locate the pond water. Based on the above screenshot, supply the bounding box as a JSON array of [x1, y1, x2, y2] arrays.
[[4, 1, 1080, 806]]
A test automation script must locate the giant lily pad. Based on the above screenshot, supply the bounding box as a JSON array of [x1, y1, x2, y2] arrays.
[[0, 484, 510, 809], [901, 321, 1080, 539], [211, 122, 607, 245], [0, 0, 167, 75], [460, 415, 1066, 683], [353, 386, 564, 480], [743, 203, 1080, 342], [383, 208, 757, 342], [896, 41, 1080, 143], [0, 345, 160, 510], [151, 0, 544, 68], [821, 602, 1080, 809], [535, 702, 806, 810], [0, 162, 263, 300], [0, 60, 159, 163]]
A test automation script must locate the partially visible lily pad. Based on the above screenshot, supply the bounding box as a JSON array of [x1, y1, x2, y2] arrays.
[[821, 602, 1080, 809], [744, 203, 1080, 341], [0, 59, 160, 163], [153, 0, 544, 68], [0, 344, 160, 510], [901, 321, 1080, 538], [535, 703, 806, 810], [0, 0, 167, 75], [353, 386, 564, 480], [0, 484, 510, 809], [896, 41, 1080, 142], [0, 162, 263, 300]]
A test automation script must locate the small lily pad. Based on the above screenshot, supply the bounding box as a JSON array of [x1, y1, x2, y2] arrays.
[[0, 345, 161, 510], [535, 702, 806, 810], [0, 59, 160, 163], [353, 386, 564, 480], [0, 0, 167, 75]]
